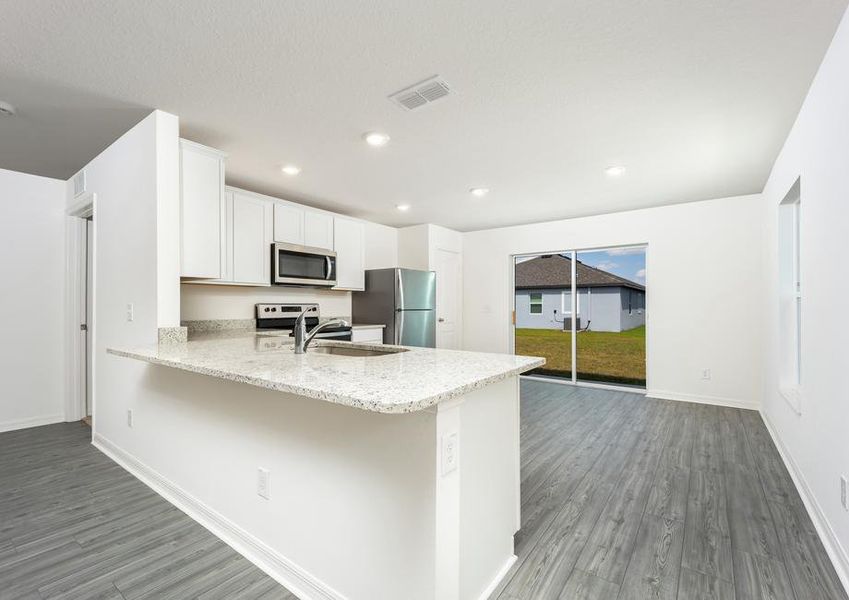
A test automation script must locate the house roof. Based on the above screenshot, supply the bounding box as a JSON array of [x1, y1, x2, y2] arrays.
[[515, 254, 645, 291]]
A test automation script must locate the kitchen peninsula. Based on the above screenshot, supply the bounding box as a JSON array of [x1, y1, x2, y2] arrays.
[[107, 331, 543, 600]]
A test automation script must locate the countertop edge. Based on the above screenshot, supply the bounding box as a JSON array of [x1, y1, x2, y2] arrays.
[[106, 347, 544, 414]]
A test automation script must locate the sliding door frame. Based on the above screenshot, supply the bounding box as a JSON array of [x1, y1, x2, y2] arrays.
[[509, 242, 649, 392]]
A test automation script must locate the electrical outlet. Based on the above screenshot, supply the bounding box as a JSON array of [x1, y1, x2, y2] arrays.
[[257, 468, 271, 500], [701, 368, 711, 380], [441, 432, 459, 476], [126, 303, 134, 322], [127, 409, 133, 428], [841, 476, 848, 511]]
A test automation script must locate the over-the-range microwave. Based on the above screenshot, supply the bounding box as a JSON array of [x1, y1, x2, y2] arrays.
[[272, 242, 337, 287]]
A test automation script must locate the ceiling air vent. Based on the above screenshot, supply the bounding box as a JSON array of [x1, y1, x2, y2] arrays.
[[389, 76, 451, 111]]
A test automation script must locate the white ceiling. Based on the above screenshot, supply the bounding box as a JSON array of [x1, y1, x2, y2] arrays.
[[1, 1, 846, 231]]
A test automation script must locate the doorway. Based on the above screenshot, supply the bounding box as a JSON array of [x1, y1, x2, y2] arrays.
[[66, 191, 95, 426], [83, 217, 93, 424], [513, 245, 647, 388]]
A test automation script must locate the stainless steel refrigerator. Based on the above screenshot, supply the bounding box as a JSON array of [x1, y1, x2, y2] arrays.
[[352, 268, 436, 347]]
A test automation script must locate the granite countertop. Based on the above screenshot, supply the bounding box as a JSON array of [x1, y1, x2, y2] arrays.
[[107, 332, 544, 414]]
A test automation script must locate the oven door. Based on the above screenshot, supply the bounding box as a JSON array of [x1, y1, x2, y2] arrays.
[[273, 243, 337, 286]]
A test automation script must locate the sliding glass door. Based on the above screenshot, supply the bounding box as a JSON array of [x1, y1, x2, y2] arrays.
[[574, 248, 646, 387], [513, 245, 646, 388]]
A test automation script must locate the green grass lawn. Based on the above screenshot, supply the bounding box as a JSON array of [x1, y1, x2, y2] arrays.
[[515, 325, 646, 387]]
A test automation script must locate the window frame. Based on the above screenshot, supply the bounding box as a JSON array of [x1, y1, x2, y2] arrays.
[[528, 292, 543, 315]]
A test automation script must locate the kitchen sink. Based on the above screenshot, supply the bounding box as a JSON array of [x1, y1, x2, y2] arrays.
[[308, 345, 407, 357]]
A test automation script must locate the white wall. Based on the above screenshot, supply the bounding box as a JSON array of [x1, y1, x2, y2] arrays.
[[0, 168, 66, 431], [180, 284, 353, 320], [77, 110, 180, 441], [363, 221, 399, 269], [180, 220, 398, 321], [463, 195, 764, 408], [398, 224, 430, 270], [398, 224, 464, 349], [760, 7, 849, 587]]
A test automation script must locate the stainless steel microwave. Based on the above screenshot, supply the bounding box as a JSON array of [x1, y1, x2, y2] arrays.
[[272, 242, 337, 287]]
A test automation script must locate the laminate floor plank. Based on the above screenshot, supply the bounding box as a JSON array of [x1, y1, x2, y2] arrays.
[[558, 568, 621, 600], [678, 567, 735, 600], [732, 551, 796, 600], [617, 515, 685, 600]]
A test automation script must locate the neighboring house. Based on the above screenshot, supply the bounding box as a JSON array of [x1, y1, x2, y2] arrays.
[[515, 254, 646, 332]]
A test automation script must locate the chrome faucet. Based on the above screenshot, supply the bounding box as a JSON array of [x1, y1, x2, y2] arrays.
[[293, 306, 349, 354]]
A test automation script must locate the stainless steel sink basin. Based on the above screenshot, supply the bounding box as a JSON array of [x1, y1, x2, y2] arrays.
[[308, 345, 407, 357]]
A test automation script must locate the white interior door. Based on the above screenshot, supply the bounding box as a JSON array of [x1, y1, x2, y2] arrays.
[[85, 218, 93, 418], [434, 248, 461, 349]]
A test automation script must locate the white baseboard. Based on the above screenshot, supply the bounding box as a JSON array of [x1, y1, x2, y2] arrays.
[[645, 389, 758, 410], [760, 412, 849, 596], [0, 413, 64, 433], [477, 554, 517, 600], [92, 433, 347, 600]]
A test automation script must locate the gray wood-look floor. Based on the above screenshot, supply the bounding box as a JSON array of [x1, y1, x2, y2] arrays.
[[1, 382, 846, 600], [0, 422, 295, 600], [493, 379, 848, 600]]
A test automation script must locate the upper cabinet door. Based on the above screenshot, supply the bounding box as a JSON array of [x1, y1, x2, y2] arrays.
[[333, 217, 365, 290], [180, 140, 227, 278], [273, 203, 304, 245], [232, 192, 273, 285], [304, 211, 334, 250]]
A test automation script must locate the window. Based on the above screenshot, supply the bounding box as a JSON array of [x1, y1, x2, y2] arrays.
[[529, 292, 543, 314], [778, 178, 802, 412]]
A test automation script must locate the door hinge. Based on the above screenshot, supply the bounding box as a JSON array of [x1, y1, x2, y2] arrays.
[[80, 324, 88, 331]]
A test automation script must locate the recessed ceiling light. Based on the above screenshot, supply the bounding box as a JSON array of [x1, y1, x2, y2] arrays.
[[396, 204, 410, 212], [364, 132, 390, 147], [469, 187, 490, 198], [605, 166, 626, 177], [0, 101, 16, 116], [281, 164, 301, 176]]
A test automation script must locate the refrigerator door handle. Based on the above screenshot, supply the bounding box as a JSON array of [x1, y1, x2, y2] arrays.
[[396, 273, 405, 312], [395, 308, 404, 345]]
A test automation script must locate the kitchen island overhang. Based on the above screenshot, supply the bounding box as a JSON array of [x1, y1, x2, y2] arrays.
[[105, 336, 543, 600]]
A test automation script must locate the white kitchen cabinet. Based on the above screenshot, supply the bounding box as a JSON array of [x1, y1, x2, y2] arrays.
[[231, 191, 273, 285], [351, 326, 384, 344], [273, 203, 304, 245], [273, 202, 334, 250], [333, 217, 365, 290], [189, 188, 272, 287], [180, 139, 227, 278], [304, 211, 334, 249]]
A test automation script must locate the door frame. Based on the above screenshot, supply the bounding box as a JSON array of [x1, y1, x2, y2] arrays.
[[65, 192, 96, 423], [509, 242, 649, 392]]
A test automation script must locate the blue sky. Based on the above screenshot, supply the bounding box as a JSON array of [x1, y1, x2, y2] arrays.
[[576, 247, 646, 284]]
